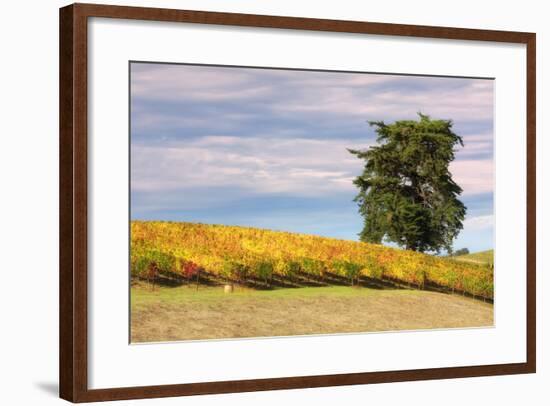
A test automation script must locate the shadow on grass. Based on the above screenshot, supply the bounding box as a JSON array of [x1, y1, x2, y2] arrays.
[[135, 270, 409, 291], [133, 262, 493, 303]]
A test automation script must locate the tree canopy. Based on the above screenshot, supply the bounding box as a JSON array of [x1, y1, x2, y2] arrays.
[[349, 113, 466, 253], [453, 248, 470, 256]]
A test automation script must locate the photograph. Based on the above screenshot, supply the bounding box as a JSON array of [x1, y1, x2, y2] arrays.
[[129, 61, 495, 343]]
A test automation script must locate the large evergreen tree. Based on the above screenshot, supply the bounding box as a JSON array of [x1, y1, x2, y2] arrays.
[[349, 113, 466, 253]]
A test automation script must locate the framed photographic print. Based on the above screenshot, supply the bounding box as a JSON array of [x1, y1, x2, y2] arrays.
[[59, 3, 536, 402]]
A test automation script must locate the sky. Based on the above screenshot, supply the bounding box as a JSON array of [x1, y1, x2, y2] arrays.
[[130, 62, 494, 253]]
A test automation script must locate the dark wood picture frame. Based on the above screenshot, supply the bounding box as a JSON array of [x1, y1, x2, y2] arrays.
[[59, 3, 536, 402]]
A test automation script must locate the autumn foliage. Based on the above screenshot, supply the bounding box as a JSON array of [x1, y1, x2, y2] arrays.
[[130, 221, 493, 299]]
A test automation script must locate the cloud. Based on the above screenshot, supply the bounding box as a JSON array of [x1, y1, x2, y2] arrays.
[[450, 159, 494, 196], [131, 136, 371, 197], [131, 63, 401, 102], [131, 63, 274, 102], [457, 132, 493, 159], [271, 78, 493, 123], [131, 63, 494, 139], [463, 214, 494, 230], [132, 133, 491, 199]]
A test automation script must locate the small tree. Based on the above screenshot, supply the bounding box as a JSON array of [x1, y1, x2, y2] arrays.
[[349, 113, 466, 254], [454, 248, 470, 256]]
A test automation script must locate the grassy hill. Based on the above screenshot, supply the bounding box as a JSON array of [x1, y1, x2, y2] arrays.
[[453, 250, 494, 267], [131, 221, 494, 300]]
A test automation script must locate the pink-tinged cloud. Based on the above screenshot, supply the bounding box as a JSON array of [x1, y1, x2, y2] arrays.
[[450, 159, 494, 196]]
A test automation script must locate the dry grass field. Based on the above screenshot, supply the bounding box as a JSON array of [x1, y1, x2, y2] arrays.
[[130, 283, 493, 343], [453, 250, 494, 266]]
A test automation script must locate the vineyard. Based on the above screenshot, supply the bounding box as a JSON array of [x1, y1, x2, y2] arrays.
[[131, 221, 494, 300]]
